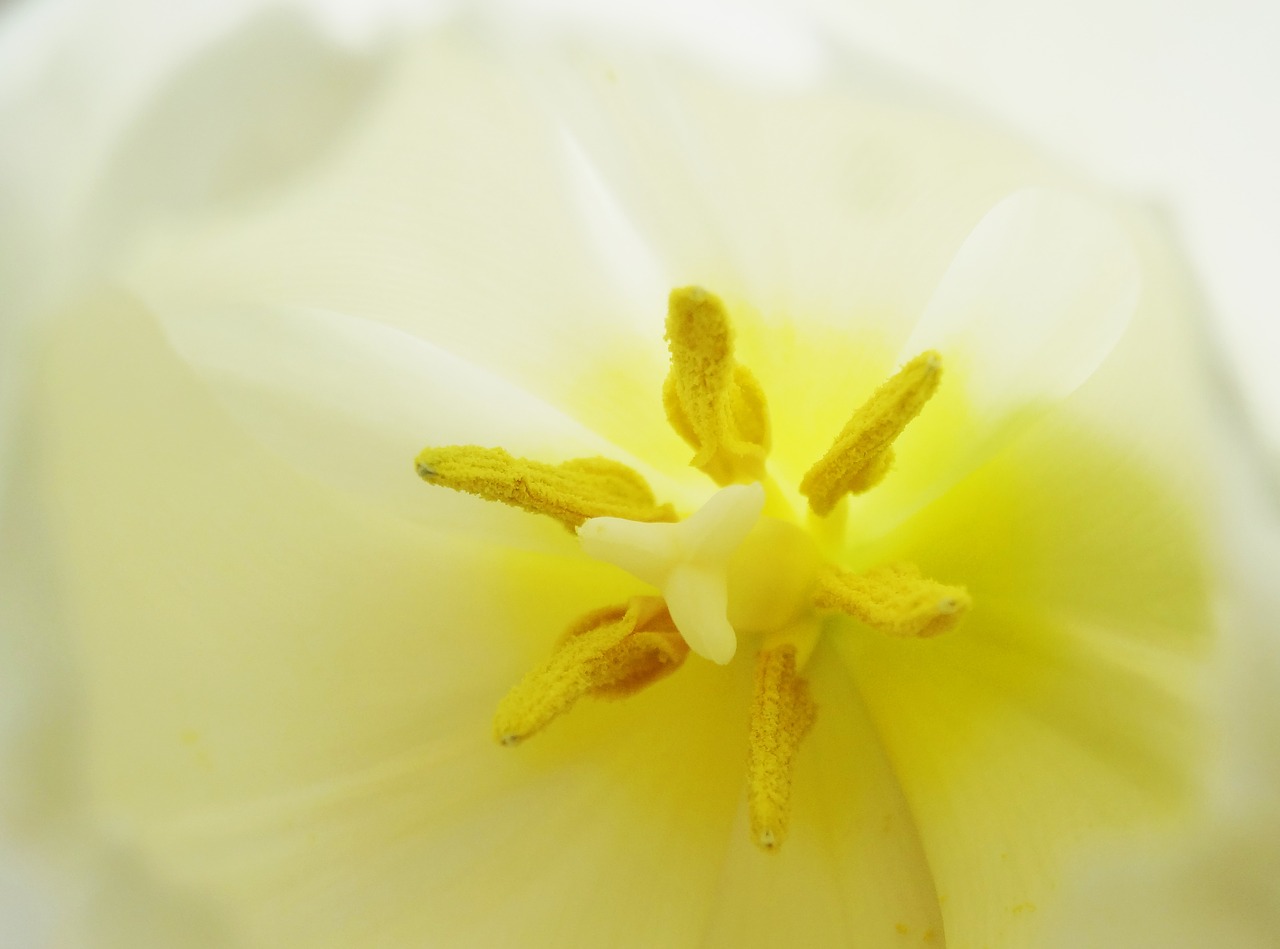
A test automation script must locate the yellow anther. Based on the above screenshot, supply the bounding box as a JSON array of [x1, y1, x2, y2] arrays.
[[493, 597, 688, 746], [747, 645, 817, 852], [663, 286, 771, 486], [813, 562, 971, 638], [415, 446, 677, 530], [799, 351, 942, 516]]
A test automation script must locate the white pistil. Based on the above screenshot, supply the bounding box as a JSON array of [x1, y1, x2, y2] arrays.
[[576, 483, 766, 664]]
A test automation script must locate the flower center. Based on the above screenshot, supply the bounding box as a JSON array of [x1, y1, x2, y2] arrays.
[[414, 286, 969, 851]]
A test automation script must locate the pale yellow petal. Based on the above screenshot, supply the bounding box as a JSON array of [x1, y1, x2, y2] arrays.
[[155, 301, 684, 538], [22, 288, 772, 946], [835, 390, 1212, 947], [119, 25, 658, 437], [524, 36, 1073, 332], [703, 643, 944, 945]]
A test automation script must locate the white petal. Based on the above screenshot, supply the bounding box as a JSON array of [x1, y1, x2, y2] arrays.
[[118, 24, 661, 443], [900, 187, 1140, 414], [839, 188, 1143, 539], [152, 300, 682, 541], [1, 7, 383, 321], [520, 35, 1079, 335]]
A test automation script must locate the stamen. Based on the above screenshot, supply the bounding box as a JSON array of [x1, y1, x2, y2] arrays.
[[747, 645, 817, 852], [799, 351, 942, 516], [415, 446, 676, 529], [493, 597, 688, 746], [577, 483, 765, 665], [663, 286, 771, 486], [813, 562, 971, 638]]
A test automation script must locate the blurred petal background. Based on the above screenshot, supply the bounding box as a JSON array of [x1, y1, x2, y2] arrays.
[[1, 0, 1277, 946]]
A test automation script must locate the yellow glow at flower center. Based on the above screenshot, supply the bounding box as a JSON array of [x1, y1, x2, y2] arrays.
[[415, 286, 970, 851]]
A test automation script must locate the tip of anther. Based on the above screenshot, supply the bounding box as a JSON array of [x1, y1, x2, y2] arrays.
[[497, 732, 524, 747], [670, 284, 709, 305], [936, 597, 960, 615], [923, 351, 943, 371], [757, 830, 778, 852], [415, 462, 438, 479]]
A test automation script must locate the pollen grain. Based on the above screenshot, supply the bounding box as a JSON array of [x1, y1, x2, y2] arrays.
[[493, 598, 688, 746], [800, 351, 942, 516], [415, 445, 676, 529], [747, 644, 817, 852], [663, 286, 771, 486], [813, 562, 970, 638]]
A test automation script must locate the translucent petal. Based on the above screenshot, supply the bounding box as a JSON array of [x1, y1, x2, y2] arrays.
[[901, 189, 1139, 406], [836, 194, 1194, 543], [29, 289, 723, 938], [118, 25, 662, 438], [115, 22, 1091, 510], [520, 33, 1075, 334], [154, 301, 684, 542], [0, 8, 384, 321]]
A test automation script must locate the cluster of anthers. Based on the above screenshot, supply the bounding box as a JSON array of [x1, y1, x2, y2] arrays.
[[415, 287, 970, 852]]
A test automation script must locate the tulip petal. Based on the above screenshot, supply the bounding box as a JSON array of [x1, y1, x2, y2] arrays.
[[702, 643, 945, 945], [116, 22, 1097, 505], [0, 7, 384, 324], [152, 300, 688, 542], [25, 290, 970, 946], [836, 381, 1212, 948], [118, 27, 664, 432], [520, 34, 1073, 337], [901, 188, 1139, 407], [819, 188, 1144, 539], [28, 290, 737, 939], [112, 23, 730, 509]]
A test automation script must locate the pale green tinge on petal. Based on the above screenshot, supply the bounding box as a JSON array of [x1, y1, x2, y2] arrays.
[[1043, 432, 1280, 949], [1045, 821, 1280, 949]]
